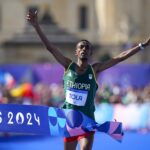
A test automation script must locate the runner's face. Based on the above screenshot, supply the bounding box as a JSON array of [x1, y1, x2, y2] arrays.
[[76, 41, 92, 60]]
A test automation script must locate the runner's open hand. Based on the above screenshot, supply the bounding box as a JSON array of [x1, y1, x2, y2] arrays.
[[26, 10, 38, 27]]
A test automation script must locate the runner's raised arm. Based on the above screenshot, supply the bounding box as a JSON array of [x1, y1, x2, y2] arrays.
[[26, 10, 72, 69], [93, 37, 150, 74]]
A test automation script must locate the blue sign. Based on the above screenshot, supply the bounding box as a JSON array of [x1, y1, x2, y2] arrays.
[[0, 104, 49, 135], [0, 104, 123, 142]]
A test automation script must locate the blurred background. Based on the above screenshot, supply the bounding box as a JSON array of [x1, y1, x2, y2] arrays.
[[0, 0, 150, 150]]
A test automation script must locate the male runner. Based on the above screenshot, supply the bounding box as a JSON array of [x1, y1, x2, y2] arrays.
[[27, 10, 150, 150]]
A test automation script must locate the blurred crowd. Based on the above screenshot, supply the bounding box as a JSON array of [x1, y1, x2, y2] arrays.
[[0, 79, 150, 107], [0, 82, 64, 107], [95, 83, 150, 105]]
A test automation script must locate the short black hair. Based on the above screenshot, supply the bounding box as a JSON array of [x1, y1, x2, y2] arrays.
[[79, 39, 91, 45], [76, 39, 92, 49]]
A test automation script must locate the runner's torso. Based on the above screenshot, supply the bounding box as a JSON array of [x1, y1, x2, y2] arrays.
[[62, 62, 98, 120]]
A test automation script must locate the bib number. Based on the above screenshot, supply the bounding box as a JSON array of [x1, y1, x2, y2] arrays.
[[66, 88, 88, 106]]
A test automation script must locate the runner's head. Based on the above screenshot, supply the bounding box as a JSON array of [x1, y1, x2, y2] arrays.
[[75, 40, 92, 60]]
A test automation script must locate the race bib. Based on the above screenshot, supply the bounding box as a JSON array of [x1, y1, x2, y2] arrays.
[[66, 88, 88, 106]]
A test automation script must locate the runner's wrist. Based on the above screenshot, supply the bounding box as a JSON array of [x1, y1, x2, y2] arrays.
[[138, 43, 145, 50]]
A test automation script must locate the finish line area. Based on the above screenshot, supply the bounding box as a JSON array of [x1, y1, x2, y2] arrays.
[[0, 132, 149, 150]]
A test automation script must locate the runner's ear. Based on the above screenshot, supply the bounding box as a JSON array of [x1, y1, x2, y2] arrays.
[[75, 49, 78, 56]]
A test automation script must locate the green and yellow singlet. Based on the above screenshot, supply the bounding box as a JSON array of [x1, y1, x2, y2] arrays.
[[62, 62, 98, 120]]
